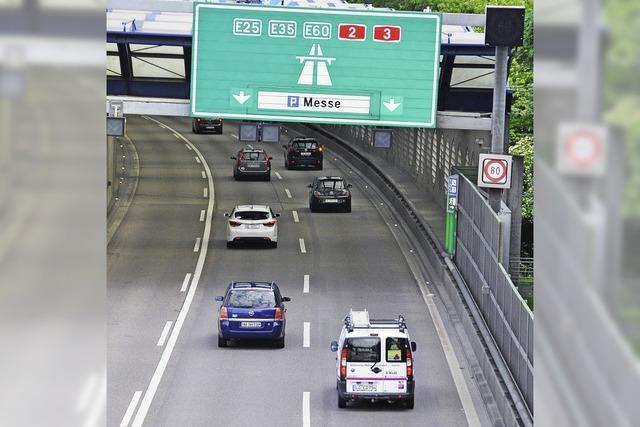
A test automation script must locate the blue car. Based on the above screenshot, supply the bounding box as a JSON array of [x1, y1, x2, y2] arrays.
[[216, 282, 291, 348]]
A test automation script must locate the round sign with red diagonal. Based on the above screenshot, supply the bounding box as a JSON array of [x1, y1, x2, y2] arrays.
[[477, 153, 513, 189]]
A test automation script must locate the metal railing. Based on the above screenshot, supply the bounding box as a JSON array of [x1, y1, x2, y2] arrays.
[[455, 172, 533, 414]]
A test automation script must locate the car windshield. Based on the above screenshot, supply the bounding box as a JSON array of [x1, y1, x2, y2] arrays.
[[292, 141, 318, 149], [345, 337, 381, 362], [227, 290, 276, 308], [386, 337, 409, 362], [234, 210, 269, 220], [241, 152, 263, 161], [319, 180, 344, 190]]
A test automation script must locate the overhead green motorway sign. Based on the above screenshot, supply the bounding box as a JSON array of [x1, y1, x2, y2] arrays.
[[191, 3, 441, 127]]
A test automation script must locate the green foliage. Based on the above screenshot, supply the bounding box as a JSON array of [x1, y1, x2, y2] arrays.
[[510, 135, 533, 221]]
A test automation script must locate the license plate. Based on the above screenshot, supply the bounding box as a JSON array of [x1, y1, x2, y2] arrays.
[[245, 224, 260, 229], [352, 383, 377, 392], [240, 321, 262, 328], [246, 163, 260, 168], [300, 152, 311, 156], [324, 199, 338, 203]]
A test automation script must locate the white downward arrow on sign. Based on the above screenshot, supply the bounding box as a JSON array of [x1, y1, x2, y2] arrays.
[[233, 91, 251, 105], [383, 98, 401, 112]]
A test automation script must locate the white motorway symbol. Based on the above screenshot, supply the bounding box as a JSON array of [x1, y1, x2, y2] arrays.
[[257, 91, 370, 115], [296, 44, 335, 86], [232, 90, 251, 105]]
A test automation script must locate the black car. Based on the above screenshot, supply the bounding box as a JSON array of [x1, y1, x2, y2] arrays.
[[231, 149, 272, 181], [192, 117, 223, 134], [283, 137, 323, 170], [308, 176, 352, 212], [216, 281, 291, 348]]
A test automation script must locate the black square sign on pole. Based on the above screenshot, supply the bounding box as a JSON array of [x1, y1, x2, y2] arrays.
[[485, 5, 525, 47]]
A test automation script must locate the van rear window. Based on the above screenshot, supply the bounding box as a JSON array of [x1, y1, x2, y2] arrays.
[[386, 337, 409, 362], [345, 338, 380, 362]]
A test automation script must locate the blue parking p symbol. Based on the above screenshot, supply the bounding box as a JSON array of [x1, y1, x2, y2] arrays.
[[287, 96, 299, 108]]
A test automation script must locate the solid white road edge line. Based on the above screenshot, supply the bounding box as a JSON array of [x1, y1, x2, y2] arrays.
[[302, 392, 310, 427], [120, 391, 142, 427], [424, 291, 482, 426], [298, 238, 306, 254], [199, 210, 205, 222], [131, 117, 215, 427], [193, 237, 201, 252], [292, 210, 299, 223], [156, 322, 173, 347], [285, 188, 292, 199], [303, 322, 310, 348], [181, 273, 192, 293], [303, 274, 309, 293], [275, 172, 283, 180]]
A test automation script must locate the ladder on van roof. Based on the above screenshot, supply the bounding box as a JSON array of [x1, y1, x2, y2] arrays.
[[344, 309, 407, 333]]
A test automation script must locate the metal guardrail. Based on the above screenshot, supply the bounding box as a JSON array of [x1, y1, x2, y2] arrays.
[[455, 172, 534, 414], [510, 257, 534, 300]]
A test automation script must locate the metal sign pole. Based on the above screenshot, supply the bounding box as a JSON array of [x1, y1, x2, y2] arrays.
[[488, 45, 509, 213]]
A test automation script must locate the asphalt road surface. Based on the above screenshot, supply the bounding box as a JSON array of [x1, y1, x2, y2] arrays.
[[108, 116, 491, 427]]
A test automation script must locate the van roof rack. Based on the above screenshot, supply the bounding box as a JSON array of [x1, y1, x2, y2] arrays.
[[344, 309, 407, 333]]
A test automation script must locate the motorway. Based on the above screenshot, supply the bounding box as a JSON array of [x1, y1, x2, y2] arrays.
[[108, 116, 490, 426]]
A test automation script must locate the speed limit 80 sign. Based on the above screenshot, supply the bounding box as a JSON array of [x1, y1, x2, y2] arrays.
[[477, 153, 513, 189]]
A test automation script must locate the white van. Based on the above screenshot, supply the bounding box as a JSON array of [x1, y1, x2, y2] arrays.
[[330, 310, 417, 409]]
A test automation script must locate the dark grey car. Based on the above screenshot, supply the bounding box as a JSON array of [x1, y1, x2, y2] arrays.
[[232, 149, 272, 181], [192, 117, 223, 134], [308, 176, 352, 212]]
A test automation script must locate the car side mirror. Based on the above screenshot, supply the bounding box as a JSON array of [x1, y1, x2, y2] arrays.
[[307, 184, 313, 188], [268, 156, 273, 160], [215, 296, 224, 302], [330, 341, 339, 352], [411, 341, 417, 352], [347, 184, 353, 188], [282, 145, 287, 149], [223, 213, 230, 217], [275, 213, 281, 218], [230, 156, 236, 160], [282, 296, 291, 302]]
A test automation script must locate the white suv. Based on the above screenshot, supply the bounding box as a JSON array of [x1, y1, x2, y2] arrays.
[[330, 310, 417, 409], [224, 205, 279, 248]]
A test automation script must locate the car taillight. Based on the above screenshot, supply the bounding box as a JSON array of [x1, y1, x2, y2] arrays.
[[340, 348, 348, 379], [406, 349, 413, 379], [229, 221, 241, 227], [263, 220, 276, 227], [219, 307, 228, 320], [274, 307, 283, 320]]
